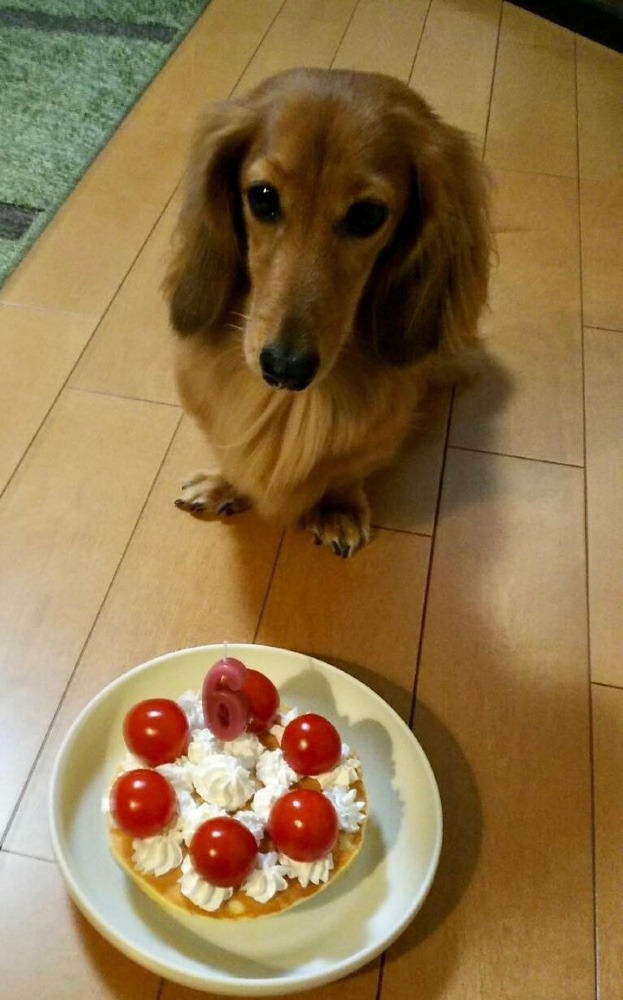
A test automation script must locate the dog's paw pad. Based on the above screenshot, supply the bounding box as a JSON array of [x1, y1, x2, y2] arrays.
[[174, 474, 250, 517]]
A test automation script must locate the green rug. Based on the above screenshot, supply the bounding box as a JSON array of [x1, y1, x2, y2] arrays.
[[0, 0, 212, 287]]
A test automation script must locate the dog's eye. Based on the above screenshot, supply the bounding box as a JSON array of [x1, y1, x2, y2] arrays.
[[342, 201, 389, 238], [246, 183, 282, 223]]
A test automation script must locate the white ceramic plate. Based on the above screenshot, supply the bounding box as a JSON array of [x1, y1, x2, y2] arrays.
[[49, 644, 442, 996]]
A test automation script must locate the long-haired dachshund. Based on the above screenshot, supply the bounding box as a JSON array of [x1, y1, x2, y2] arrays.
[[166, 68, 491, 556]]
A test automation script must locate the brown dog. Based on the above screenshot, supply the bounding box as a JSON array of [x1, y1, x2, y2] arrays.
[[166, 68, 491, 556]]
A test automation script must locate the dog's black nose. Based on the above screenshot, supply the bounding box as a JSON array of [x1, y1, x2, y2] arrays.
[[259, 343, 319, 391]]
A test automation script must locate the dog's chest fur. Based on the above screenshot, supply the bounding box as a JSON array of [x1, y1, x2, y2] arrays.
[[174, 333, 421, 521]]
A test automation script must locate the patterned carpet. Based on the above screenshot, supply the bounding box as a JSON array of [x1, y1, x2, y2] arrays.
[[0, 1, 212, 286]]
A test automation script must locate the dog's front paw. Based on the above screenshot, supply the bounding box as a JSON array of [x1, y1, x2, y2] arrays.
[[301, 490, 371, 558], [174, 471, 251, 516]]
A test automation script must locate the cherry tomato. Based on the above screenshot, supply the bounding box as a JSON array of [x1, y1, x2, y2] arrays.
[[110, 769, 177, 838], [268, 789, 338, 862], [202, 658, 249, 740], [241, 669, 279, 733], [123, 698, 190, 767], [281, 713, 342, 775], [189, 817, 258, 887]]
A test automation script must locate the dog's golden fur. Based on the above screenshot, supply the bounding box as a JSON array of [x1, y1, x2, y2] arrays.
[[165, 68, 492, 555]]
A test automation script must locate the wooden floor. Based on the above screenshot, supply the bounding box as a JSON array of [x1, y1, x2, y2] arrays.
[[1, 1, 622, 997]]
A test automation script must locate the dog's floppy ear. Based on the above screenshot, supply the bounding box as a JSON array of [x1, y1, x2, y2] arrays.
[[358, 106, 492, 367], [164, 100, 257, 335]]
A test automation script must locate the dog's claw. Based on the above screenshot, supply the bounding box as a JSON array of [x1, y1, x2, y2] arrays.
[[303, 493, 371, 558], [217, 501, 236, 515], [330, 540, 349, 558], [174, 473, 250, 518]]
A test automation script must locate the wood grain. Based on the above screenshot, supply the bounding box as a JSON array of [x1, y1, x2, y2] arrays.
[[0, 389, 178, 833], [0, 304, 95, 491], [584, 327, 623, 687], [382, 449, 594, 999], [4, 416, 281, 858]]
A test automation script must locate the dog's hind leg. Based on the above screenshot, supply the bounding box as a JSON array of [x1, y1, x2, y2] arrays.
[[174, 471, 251, 517], [299, 481, 372, 558]]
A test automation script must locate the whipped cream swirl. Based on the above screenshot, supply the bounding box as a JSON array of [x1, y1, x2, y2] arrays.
[[242, 851, 289, 903], [118, 750, 145, 773], [280, 852, 335, 888], [234, 809, 266, 845], [250, 783, 284, 823], [317, 744, 361, 790], [155, 760, 195, 812], [179, 800, 226, 846], [132, 828, 184, 876], [191, 753, 256, 810], [270, 707, 299, 744], [219, 732, 263, 769], [324, 786, 366, 832], [177, 689, 205, 730], [179, 855, 233, 912], [256, 748, 297, 789], [186, 727, 219, 764]]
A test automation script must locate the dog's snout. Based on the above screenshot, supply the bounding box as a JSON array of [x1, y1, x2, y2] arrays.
[[259, 342, 320, 391]]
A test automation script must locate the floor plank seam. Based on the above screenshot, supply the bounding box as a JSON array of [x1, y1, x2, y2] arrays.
[[448, 444, 584, 469], [369, 523, 433, 540], [0, 846, 56, 866], [253, 530, 286, 643], [230, 0, 289, 100], [0, 299, 98, 320], [409, 387, 456, 729], [406, 0, 434, 84], [592, 680, 623, 693], [0, 411, 184, 850], [329, 0, 360, 69], [65, 384, 182, 409], [0, 194, 182, 504], [584, 324, 623, 335], [491, 163, 578, 181], [481, 0, 505, 164]]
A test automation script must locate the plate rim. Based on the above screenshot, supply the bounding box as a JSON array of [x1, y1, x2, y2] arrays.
[[49, 642, 443, 995]]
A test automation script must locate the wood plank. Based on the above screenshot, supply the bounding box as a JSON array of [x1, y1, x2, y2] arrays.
[[4, 416, 281, 858], [0, 389, 179, 834], [410, 0, 501, 148], [235, 0, 358, 94], [0, 853, 158, 1000], [70, 196, 180, 404], [333, 0, 429, 79], [250, 526, 431, 1000], [500, 1, 574, 47], [584, 327, 623, 687], [366, 389, 450, 536], [0, 304, 95, 491], [577, 36, 623, 331], [592, 683, 623, 1000], [382, 449, 594, 999], [160, 961, 381, 1000], [258, 529, 431, 723], [451, 170, 583, 465], [486, 34, 577, 175]]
